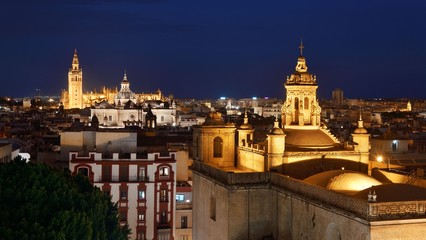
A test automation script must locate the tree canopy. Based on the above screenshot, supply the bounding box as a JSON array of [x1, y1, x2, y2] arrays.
[[0, 157, 129, 240]]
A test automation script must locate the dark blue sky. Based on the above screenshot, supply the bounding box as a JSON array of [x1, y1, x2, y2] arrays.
[[1, 0, 426, 100]]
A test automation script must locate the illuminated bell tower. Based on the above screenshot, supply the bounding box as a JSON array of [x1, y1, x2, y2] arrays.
[[281, 42, 321, 127], [68, 49, 83, 109]]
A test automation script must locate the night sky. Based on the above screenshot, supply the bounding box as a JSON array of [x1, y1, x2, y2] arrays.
[[1, 0, 426, 100]]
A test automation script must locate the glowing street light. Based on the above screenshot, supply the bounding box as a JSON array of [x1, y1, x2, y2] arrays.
[[376, 155, 390, 171]]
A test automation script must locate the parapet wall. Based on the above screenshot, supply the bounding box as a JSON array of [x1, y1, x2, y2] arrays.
[[193, 161, 426, 221]]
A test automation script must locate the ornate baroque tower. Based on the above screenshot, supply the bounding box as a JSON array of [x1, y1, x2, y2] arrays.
[[68, 49, 83, 109], [281, 42, 321, 127]]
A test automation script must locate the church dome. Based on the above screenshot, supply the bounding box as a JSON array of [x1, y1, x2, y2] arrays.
[[203, 112, 226, 126], [304, 170, 382, 194], [284, 129, 338, 149]]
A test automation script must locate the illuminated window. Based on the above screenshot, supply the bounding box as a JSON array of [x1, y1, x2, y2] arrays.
[[176, 194, 184, 202], [304, 97, 309, 109], [138, 190, 145, 200], [138, 213, 145, 221], [392, 141, 397, 152], [160, 189, 168, 202], [213, 137, 223, 158], [159, 167, 169, 178]]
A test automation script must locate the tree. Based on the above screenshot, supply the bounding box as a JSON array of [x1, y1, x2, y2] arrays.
[[0, 157, 129, 240]]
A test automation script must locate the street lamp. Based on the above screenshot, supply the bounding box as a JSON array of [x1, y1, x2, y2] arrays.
[[377, 155, 390, 171]]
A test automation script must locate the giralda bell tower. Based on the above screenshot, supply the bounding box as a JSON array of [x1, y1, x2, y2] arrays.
[[68, 49, 83, 109]]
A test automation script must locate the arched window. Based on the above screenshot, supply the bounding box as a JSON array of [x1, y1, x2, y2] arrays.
[[77, 167, 89, 177], [304, 97, 309, 109], [213, 137, 223, 158], [159, 166, 170, 179], [294, 98, 299, 110]]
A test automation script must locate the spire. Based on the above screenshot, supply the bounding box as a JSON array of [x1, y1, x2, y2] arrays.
[[243, 111, 248, 125], [269, 117, 284, 135], [354, 106, 367, 133], [295, 42, 308, 73], [72, 49, 79, 70], [122, 69, 128, 82]]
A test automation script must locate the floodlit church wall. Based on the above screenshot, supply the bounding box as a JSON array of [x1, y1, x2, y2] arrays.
[[237, 148, 265, 172], [192, 173, 229, 240], [284, 151, 362, 164], [369, 219, 426, 240], [198, 128, 236, 167]]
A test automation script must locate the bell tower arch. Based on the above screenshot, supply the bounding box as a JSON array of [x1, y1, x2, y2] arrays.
[[281, 42, 321, 127]]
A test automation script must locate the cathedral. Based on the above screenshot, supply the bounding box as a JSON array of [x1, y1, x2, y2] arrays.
[[60, 49, 164, 109], [192, 45, 426, 240], [60, 50, 177, 128]]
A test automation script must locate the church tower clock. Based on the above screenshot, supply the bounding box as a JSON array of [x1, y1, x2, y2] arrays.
[[68, 49, 83, 109], [281, 42, 321, 127]]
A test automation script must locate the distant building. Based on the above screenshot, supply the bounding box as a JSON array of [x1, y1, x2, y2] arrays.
[[63, 129, 177, 240], [332, 88, 344, 107], [60, 50, 165, 109]]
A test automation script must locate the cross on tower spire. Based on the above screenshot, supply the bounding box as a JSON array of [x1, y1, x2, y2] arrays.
[[299, 39, 304, 56]]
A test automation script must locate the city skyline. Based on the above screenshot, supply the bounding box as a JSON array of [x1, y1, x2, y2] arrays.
[[2, 0, 426, 99]]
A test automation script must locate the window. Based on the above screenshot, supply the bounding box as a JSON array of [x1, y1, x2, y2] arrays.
[[119, 165, 129, 182], [180, 236, 188, 240], [160, 189, 168, 202], [139, 167, 146, 181], [304, 97, 309, 109], [138, 190, 145, 200], [159, 167, 169, 178], [138, 213, 145, 221], [176, 194, 185, 202], [392, 140, 397, 152], [210, 196, 216, 221], [120, 211, 127, 222], [161, 116, 164, 121], [158, 229, 171, 240], [160, 210, 167, 224], [102, 165, 112, 182], [137, 232, 145, 240], [213, 137, 223, 158], [108, 115, 112, 121], [77, 167, 88, 177], [294, 97, 299, 110], [120, 190, 127, 200], [181, 216, 188, 229]]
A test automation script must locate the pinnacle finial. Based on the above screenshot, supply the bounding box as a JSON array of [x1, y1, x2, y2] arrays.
[[122, 69, 128, 82], [299, 39, 304, 56]]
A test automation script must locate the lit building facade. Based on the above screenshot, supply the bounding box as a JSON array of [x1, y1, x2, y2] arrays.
[[61, 50, 165, 109], [69, 151, 176, 240], [191, 45, 426, 240]]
